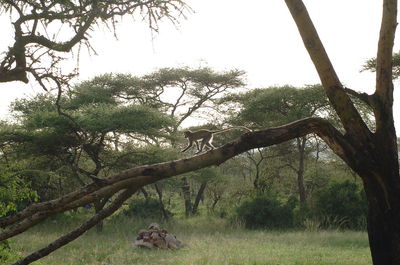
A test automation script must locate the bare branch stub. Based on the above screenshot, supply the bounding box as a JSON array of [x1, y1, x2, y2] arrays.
[[0, 0, 189, 87]]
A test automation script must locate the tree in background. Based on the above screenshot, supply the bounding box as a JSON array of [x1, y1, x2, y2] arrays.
[[222, 85, 332, 205], [136, 67, 246, 217], [0, 73, 175, 232]]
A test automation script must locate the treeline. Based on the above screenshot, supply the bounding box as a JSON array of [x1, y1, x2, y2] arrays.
[[0, 67, 371, 232]]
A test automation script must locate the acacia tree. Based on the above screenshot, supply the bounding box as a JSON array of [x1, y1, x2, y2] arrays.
[[0, 0, 187, 88], [0, 1, 399, 265], [137, 67, 245, 217], [1, 73, 175, 232], [223, 85, 332, 204]]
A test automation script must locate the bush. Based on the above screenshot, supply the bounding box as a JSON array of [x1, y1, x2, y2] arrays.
[[123, 198, 172, 219], [312, 180, 367, 229], [236, 194, 293, 229], [0, 241, 21, 264]]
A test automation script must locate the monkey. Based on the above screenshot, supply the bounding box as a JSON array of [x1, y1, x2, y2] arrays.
[[181, 126, 251, 154]]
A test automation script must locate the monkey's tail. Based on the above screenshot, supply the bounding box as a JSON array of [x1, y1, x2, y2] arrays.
[[212, 126, 252, 134]]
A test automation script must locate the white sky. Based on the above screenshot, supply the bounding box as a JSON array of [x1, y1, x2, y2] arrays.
[[0, 0, 399, 131]]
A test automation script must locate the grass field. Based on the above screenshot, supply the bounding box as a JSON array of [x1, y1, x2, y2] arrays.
[[10, 215, 372, 265]]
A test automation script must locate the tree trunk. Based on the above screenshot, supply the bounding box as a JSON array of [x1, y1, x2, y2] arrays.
[[296, 137, 307, 205], [181, 177, 192, 217], [93, 197, 110, 233], [140, 187, 149, 201], [367, 195, 400, 265], [154, 183, 169, 220], [211, 196, 221, 211], [359, 168, 400, 265], [192, 182, 207, 215]]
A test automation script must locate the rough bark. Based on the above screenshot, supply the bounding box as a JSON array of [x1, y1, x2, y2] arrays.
[[192, 182, 207, 215], [181, 177, 193, 217]]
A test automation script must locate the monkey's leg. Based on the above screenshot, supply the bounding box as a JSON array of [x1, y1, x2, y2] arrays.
[[195, 139, 207, 154], [205, 142, 215, 150], [195, 140, 200, 151], [181, 141, 193, 152], [204, 135, 215, 151]]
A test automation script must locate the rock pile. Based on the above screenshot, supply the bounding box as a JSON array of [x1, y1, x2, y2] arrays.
[[133, 223, 184, 249]]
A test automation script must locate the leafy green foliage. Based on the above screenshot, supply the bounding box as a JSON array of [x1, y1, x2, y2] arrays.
[[0, 73, 178, 204], [222, 85, 331, 128], [0, 240, 21, 264], [312, 180, 367, 229], [236, 194, 293, 229], [0, 171, 37, 217]]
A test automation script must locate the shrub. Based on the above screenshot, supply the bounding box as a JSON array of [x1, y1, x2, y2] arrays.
[[123, 198, 172, 219], [312, 180, 367, 229], [0, 241, 21, 264], [236, 194, 293, 229]]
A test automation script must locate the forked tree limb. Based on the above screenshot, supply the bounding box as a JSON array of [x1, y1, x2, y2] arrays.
[[13, 187, 138, 265], [284, 0, 372, 142], [0, 117, 356, 242], [343, 87, 373, 107]]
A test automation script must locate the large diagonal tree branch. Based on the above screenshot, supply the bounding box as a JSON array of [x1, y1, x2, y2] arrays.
[[0, 118, 357, 242], [0, 177, 144, 241], [284, 0, 372, 142], [13, 187, 138, 265]]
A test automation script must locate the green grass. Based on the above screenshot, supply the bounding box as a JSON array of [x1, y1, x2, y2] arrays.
[[10, 215, 372, 265]]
